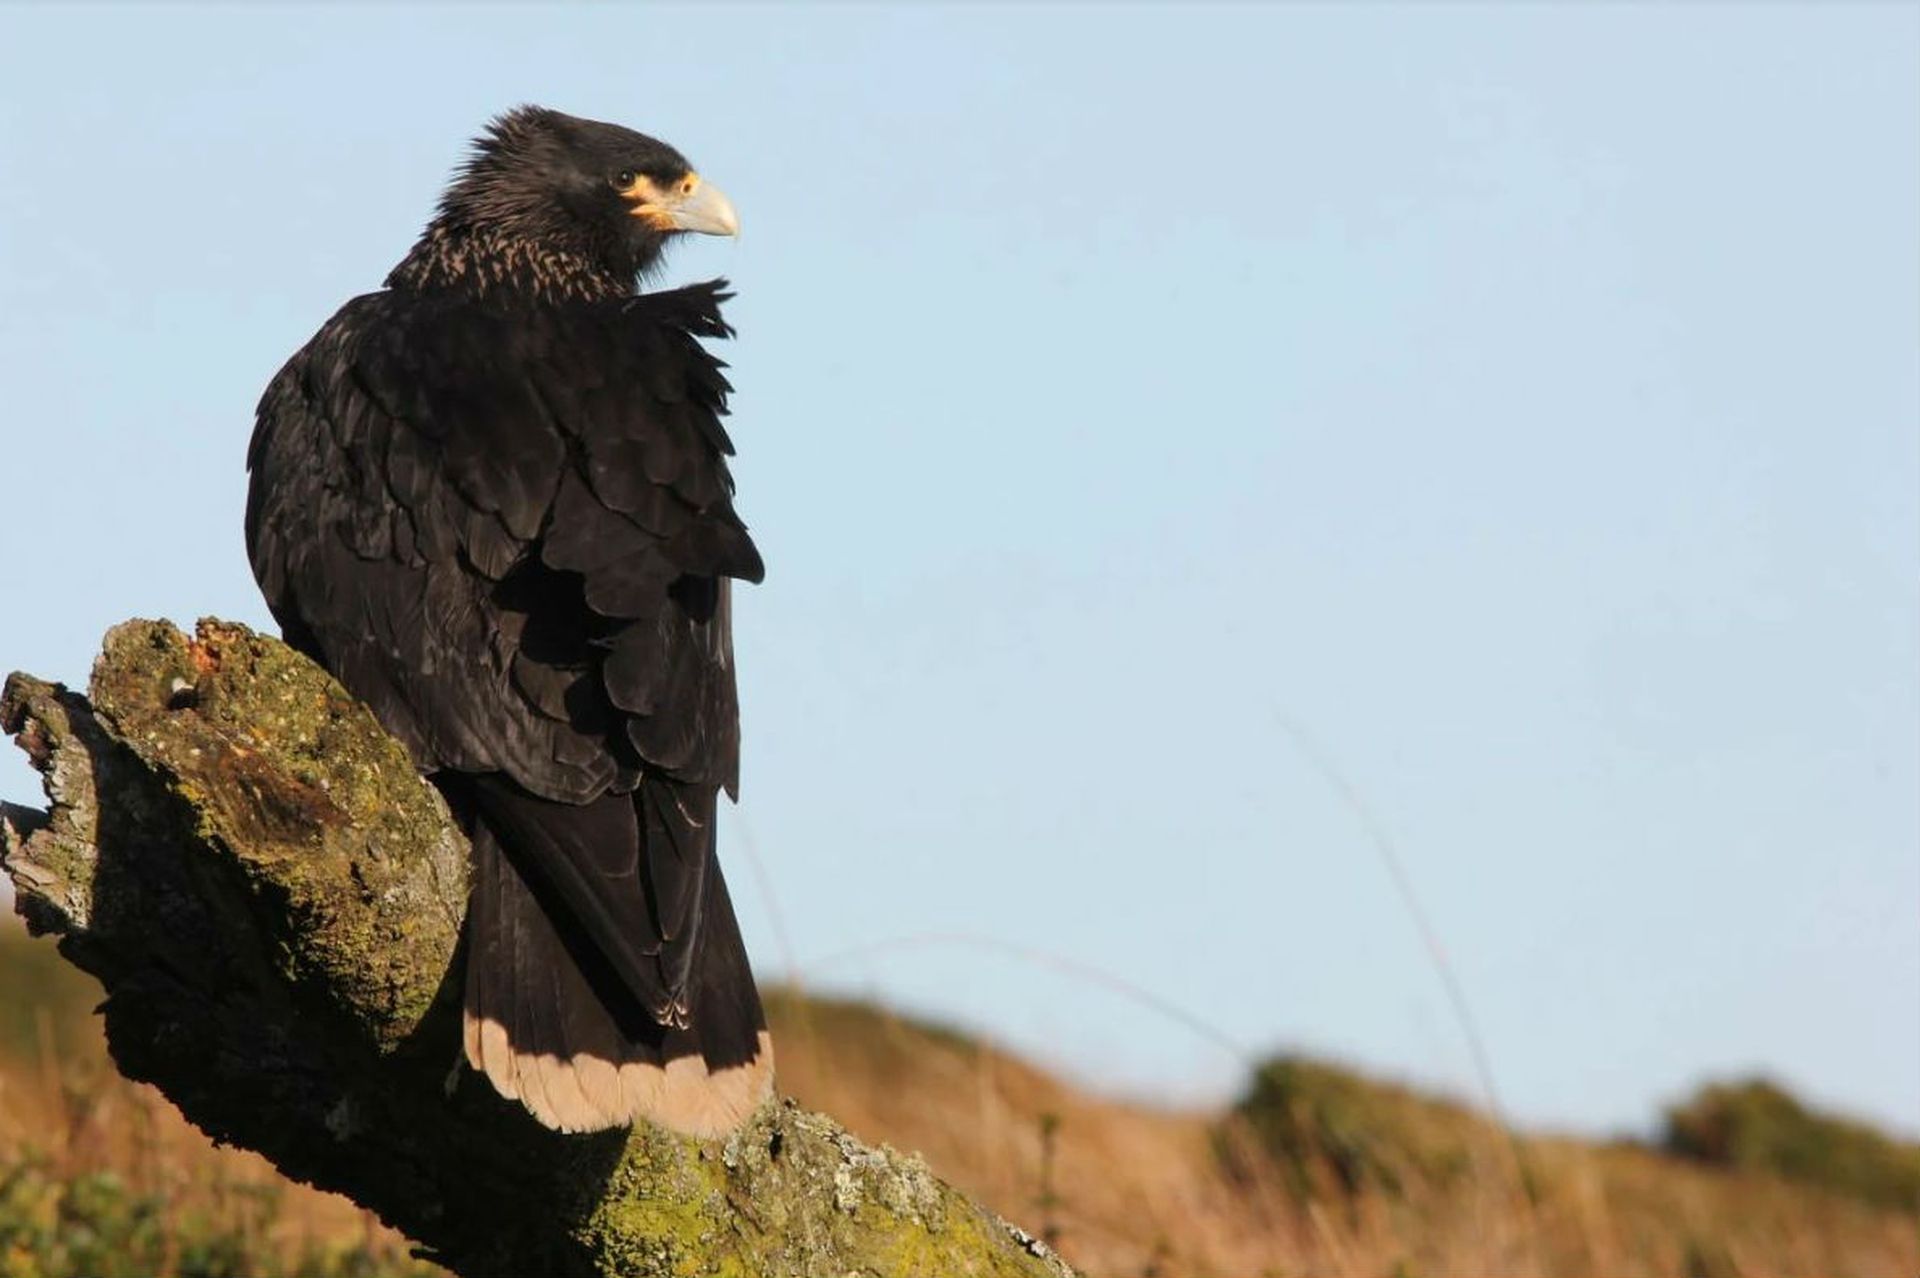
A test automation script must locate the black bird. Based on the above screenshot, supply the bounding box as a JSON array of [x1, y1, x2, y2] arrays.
[[245, 106, 771, 1134]]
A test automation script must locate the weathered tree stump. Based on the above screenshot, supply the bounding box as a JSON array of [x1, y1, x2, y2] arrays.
[[0, 618, 1072, 1278]]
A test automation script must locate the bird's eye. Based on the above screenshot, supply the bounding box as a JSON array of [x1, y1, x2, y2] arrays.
[[612, 169, 637, 190]]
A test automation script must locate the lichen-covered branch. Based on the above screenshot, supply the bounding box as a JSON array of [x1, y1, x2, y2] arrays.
[[0, 619, 1073, 1278]]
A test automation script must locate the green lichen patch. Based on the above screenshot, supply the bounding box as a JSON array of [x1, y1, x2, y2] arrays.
[[581, 1126, 739, 1277], [84, 619, 468, 1049], [582, 1101, 1073, 1278]]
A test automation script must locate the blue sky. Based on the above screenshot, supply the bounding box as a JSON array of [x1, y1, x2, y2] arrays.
[[1, 4, 1914, 1138]]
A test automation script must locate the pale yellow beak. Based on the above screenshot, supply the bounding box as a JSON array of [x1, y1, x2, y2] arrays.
[[626, 172, 739, 237]]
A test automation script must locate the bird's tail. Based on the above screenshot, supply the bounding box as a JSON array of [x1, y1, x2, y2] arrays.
[[458, 787, 773, 1136]]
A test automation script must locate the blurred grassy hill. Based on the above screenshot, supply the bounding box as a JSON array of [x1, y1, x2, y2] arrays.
[[1, 919, 1914, 1277]]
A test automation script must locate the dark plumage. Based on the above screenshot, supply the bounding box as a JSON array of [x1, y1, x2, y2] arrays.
[[245, 106, 771, 1134]]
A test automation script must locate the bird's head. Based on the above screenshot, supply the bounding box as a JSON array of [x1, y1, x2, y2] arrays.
[[399, 106, 737, 297]]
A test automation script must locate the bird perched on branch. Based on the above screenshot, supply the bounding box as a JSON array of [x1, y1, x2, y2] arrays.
[[245, 106, 771, 1135]]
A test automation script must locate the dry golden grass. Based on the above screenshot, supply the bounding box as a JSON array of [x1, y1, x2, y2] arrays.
[[1, 919, 1913, 1277], [763, 989, 1920, 1278]]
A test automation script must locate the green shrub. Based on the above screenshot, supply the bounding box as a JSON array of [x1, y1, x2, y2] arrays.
[[1223, 1055, 1490, 1200], [1662, 1077, 1920, 1211], [0, 1152, 430, 1278]]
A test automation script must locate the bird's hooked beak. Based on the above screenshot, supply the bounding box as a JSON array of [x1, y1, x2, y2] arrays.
[[623, 172, 739, 237]]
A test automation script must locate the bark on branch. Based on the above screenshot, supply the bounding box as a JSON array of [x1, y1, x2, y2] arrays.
[[0, 618, 1073, 1278]]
